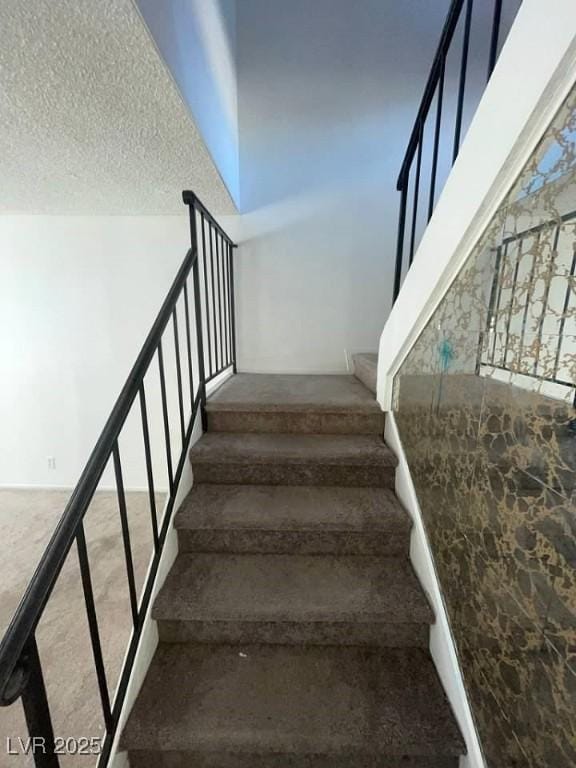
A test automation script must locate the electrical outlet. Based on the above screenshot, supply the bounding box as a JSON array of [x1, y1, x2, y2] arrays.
[[47, 457, 56, 470]]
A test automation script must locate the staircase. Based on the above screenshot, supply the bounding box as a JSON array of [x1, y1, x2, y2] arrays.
[[121, 373, 464, 767]]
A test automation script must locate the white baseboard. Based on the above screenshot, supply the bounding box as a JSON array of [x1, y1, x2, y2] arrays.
[[206, 366, 235, 395], [0, 484, 169, 493], [385, 412, 485, 768], [237, 366, 351, 375]]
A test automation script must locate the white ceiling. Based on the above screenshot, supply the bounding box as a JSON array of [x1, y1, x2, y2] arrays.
[[0, 0, 236, 214]]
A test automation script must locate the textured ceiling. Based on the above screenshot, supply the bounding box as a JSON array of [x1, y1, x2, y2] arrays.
[[0, 0, 236, 214]]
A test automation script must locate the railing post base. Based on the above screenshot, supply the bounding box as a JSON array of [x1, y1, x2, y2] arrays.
[[21, 637, 58, 768], [200, 384, 208, 432]]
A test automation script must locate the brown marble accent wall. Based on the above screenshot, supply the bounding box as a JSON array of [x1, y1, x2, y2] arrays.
[[394, 86, 576, 767]]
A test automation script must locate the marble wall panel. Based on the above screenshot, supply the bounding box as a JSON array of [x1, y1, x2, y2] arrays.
[[394, 82, 576, 766]]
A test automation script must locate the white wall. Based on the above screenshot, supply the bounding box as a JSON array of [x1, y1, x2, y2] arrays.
[[234, 0, 457, 373], [233, 0, 526, 374], [134, 0, 239, 206], [377, 0, 576, 407], [0, 215, 195, 489]]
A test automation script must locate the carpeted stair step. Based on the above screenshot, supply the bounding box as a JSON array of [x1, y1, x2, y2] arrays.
[[189, 432, 397, 487], [206, 373, 384, 434], [121, 644, 464, 768], [152, 552, 432, 646], [353, 353, 378, 395], [121, 372, 465, 766], [175, 484, 411, 555]]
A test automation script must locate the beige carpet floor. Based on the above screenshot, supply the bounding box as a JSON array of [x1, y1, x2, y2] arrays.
[[0, 488, 166, 767]]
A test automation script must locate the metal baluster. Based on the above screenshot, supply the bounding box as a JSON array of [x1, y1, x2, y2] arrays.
[[222, 236, 228, 367], [229, 243, 237, 373], [172, 307, 186, 446], [192, 231, 208, 430], [487, 0, 503, 80], [518, 232, 540, 366], [503, 242, 521, 368], [139, 384, 159, 552], [393, 184, 408, 302], [112, 443, 139, 628], [216, 233, 224, 373], [482, 246, 502, 368], [490, 242, 507, 364], [209, 225, 219, 372], [453, 0, 473, 162], [409, 126, 423, 265], [200, 215, 213, 377], [533, 226, 560, 376], [183, 282, 195, 409], [20, 636, 59, 768], [428, 58, 445, 221], [553, 243, 576, 378], [157, 341, 174, 493], [225, 242, 232, 367], [220, 241, 226, 370], [76, 524, 113, 731], [222, 238, 230, 367]]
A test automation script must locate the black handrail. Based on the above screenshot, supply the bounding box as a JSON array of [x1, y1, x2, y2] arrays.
[[393, 0, 521, 303], [396, 0, 465, 192], [0, 191, 237, 767]]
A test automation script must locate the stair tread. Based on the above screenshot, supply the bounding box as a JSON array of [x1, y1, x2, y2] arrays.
[[353, 353, 378, 366], [207, 373, 380, 412], [153, 553, 432, 624], [175, 485, 411, 534], [121, 644, 464, 756], [190, 433, 397, 467]]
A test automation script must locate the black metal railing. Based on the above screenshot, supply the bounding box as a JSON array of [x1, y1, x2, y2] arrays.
[[479, 211, 576, 395], [393, 0, 522, 303], [0, 191, 236, 767], [183, 191, 237, 387]]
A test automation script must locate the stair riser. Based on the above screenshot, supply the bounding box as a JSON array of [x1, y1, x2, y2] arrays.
[[156, 620, 428, 647], [207, 410, 384, 435], [353, 362, 377, 395], [177, 529, 409, 556], [192, 463, 396, 487], [127, 751, 459, 768]]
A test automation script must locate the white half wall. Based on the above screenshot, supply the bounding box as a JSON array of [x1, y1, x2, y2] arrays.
[[0, 215, 193, 489], [385, 413, 485, 768], [377, 0, 576, 406]]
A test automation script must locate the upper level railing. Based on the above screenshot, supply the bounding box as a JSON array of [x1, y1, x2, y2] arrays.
[[0, 191, 236, 767], [393, 0, 522, 303], [479, 210, 576, 399]]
